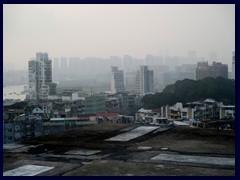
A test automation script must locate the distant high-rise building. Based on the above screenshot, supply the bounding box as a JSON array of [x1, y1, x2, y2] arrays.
[[196, 61, 228, 80], [165, 56, 180, 71], [136, 66, 154, 95], [195, 61, 209, 80], [145, 54, 163, 66], [232, 51, 235, 80], [28, 52, 56, 100], [175, 64, 197, 80], [111, 67, 125, 94], [125, 71, 137, 92], [53, 58, 59, 70], [69, 57, 80, 73], [53, 58, 59, 79], [188, 50, 197, 64], [110, 56, 122, 68], [148, 65, 169, 92], [123, 55, 133, 72], [209, 62, 228, 79], [60, 57, 68, 70], [122, 55, 144, 72]]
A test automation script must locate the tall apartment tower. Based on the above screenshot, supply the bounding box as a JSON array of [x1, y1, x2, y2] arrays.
[[111, 67, 125, 94], [29, 52, 57, 100], [196, 61, 228, 80], [232, 51, 235, 80], [195, 61, 209, 80], [136, 66, 154, 95]]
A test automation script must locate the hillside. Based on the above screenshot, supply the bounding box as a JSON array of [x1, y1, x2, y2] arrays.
[[142, 77, 235, 108]]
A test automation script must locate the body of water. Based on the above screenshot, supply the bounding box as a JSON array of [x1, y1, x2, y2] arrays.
[[3, 85, 27, 101]]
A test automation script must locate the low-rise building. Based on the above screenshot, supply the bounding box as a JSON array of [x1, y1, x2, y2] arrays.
[[85, 95, 106, 114], [4, 114, 45, 144], [220, 105, 235, 119]]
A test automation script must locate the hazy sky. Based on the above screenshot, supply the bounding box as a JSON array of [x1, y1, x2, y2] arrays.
[[3, 4, 235, 70]]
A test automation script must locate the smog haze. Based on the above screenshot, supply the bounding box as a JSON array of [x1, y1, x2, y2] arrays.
[[3, 4, 235, 70]]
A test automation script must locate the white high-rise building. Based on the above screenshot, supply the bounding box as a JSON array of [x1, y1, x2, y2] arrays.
[[136, 66, 154, 95], [29, 52, 56, 100], [111, 67, 125, 94]]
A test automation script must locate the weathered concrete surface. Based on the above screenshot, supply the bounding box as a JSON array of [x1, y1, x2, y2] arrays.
[[37, 153, 107, 161], [3, 143, 25, 150], [65, 149, 101, 156], [3, 124, 235, 176], [61, 159, 235, 176], [3, 158, 82, 176], [106, 126, 159, 142], [3, 165, 54, 176], [3, 143, 42, 153], [138, 146, 152, 150], [173, 121, 190, 126], [151, 153, 235, 167]]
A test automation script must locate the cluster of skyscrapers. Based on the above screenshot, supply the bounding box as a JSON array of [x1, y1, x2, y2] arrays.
[[111, 66, 154, 96], [51, 52, 201, 78], [28, 51, 235, 100]]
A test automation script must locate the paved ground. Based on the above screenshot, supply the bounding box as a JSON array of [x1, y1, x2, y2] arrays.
[[3, 165, 54, 176], [3, 123, 235, 176], [105, 126, 160, 141]]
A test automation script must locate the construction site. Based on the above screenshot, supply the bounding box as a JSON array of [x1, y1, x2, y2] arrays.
[[3, 123, 235, 176]]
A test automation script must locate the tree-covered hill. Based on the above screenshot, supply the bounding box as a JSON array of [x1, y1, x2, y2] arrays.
[[142, 77, 235, 108]]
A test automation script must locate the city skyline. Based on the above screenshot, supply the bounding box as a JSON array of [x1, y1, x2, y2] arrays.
[[3, 4, 235, 71]]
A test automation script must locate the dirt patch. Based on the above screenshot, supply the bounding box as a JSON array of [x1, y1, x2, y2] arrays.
[[24, 123, 132, 154], [129, 126, 235, 155], [23, 124, 235, 155]]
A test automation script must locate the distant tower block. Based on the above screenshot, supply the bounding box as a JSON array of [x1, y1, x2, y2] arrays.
[[136, 66, 154, 95], [111, 67, 125, 94], [28, 52, 57, 100]]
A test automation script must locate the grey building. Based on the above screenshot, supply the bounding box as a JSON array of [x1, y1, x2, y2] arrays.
[[106, 93, 142, 116], [136, 66, 154, 95], [196, 61, 228, 80], [85, 95, 106, 114], [125, 71, 137, 92], [111, 67, 125, 94], [4, 123, 15, 144], [4, 114, 44, 144]]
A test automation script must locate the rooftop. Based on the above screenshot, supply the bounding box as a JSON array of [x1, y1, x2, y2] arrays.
[[3, 123, 235, 176]]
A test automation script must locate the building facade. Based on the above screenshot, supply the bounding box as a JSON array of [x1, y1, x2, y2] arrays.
[[219, 105, 235, 119], [196, 61, 228, 80], [84, 95, 106, 114], [136, 66, 154, 95], [111, 67, 125, 94], [29, 52, 56, 100]]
